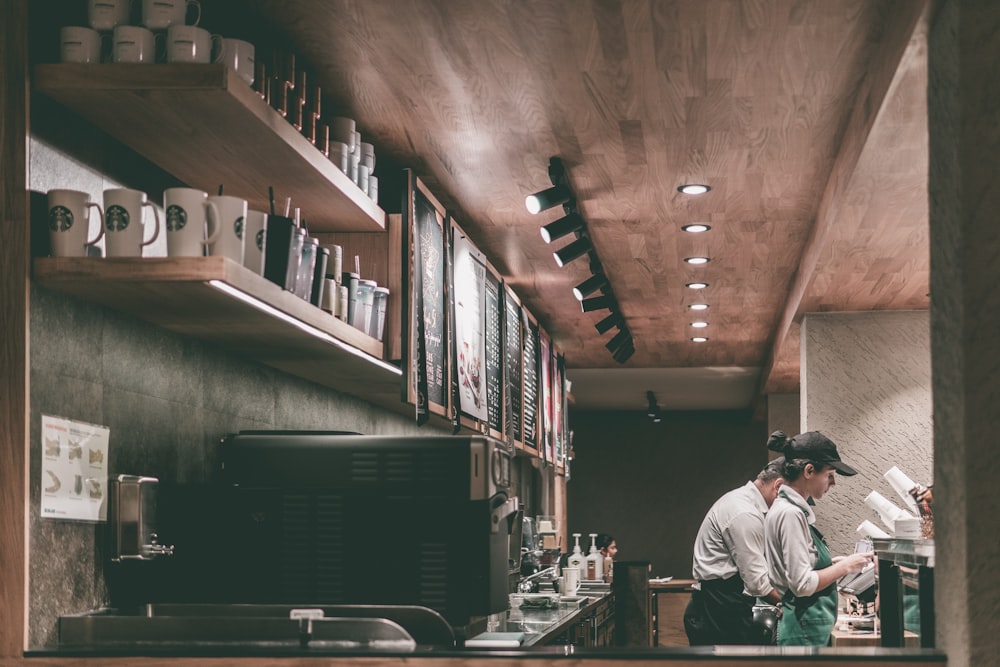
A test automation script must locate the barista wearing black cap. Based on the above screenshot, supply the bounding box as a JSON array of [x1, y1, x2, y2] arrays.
[[764, 431, 875, 646]]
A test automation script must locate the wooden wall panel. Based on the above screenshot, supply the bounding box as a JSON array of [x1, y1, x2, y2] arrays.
[[0, 0, 29, 657]]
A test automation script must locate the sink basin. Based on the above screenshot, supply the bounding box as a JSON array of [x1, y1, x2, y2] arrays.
[[57, 604, 458, 649]]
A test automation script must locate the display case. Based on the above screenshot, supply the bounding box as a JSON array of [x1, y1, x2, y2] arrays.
[[872, 537, 934, 648]]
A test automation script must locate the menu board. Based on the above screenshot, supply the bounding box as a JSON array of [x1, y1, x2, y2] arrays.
[[405, 173, 449, 420], [540, 333, 553, 463], [452, 228, 488, 422], [522, 317, 539, 450], [504, 287, 523, 444], [484, 270, 503, 436]]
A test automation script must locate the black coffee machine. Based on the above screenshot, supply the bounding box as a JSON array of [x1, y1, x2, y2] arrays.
[[162, 432, 518, 634]]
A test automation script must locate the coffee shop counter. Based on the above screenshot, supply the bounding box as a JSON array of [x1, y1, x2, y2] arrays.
[[474, 590, 615, 648]]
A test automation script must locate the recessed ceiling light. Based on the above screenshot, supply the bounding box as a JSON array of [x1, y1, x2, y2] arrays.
[[691, 336, 709, 343], [678, 184, 711, 195], [685, 282, 709, 290], [684, 256, 710, 265], [681, 224, 711, 233], [690, 321, 709, 328], [688, 304, 709, 311]]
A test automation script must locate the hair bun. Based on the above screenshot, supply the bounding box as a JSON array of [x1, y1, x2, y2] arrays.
[[767, 430, 788, 453]]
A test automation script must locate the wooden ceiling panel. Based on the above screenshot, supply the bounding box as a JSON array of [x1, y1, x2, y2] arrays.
[[244, 0, 929, 404]]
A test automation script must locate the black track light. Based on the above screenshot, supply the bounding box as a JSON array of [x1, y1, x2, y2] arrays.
[[572, 273, 609, 301], [605, 328, 631, 353], [526, 185, 572, 215], [581, 294, 613, 313], [540, 213, 584, 244], [613, 343, 635, 364], [553, 236, 592, 267], [595, 312, 623, 334]]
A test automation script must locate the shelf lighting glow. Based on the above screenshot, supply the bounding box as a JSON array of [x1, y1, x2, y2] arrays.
[[690, 321, 709, 328], [681, 224, 711, 233], [208, 280, 403, 376], [678, 184, 711, 195], [686, 282, 709, 290], [688, 304, 709, 311], [684, 256, 710, 265], [691, 336, 709, 343]]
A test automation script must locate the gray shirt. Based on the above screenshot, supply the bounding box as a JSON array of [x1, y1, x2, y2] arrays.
[[764, 485, 821, 598], [690, 480, 774, 598]]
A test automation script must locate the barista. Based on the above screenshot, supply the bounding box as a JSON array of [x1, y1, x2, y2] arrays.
[[596, 533, 617, 560], [764, 431, 875, 646]]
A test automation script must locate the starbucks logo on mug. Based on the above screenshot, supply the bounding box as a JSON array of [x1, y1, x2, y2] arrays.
[[105, 205, 130, 231], [166, 204, 187, 231], [234, 215, 244, 240], [49, 206, 74, 231], [256, 228, 265, 251]]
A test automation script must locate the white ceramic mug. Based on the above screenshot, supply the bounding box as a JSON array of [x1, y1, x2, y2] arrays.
[[165, 24, 216, 64], [205, 195, 247, 265], [243, 209, 267, 275], [103, 188, 160, 257], [560, 566, 580, 595], [113, 25, 155, 63], [214, 38, 255, 86], [359, 142, 375, 171], [47, 189, 104, 257], [88, 0, 131, 31], [163, 187, 219, 257], [60, 26, 103, 64], [142, 0, 200, 30], [329, 117, 356, 152]]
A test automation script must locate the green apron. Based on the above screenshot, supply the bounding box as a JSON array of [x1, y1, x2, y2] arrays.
[[777, 491, 839, 646]]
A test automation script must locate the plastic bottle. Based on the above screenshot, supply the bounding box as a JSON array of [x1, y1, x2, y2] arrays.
[[567, 533, 585, 579], [585, 533, 604, 581], [603, 554, 613, 583]]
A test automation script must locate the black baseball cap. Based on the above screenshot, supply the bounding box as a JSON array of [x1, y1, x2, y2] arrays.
[[785, 431, 858, 476]]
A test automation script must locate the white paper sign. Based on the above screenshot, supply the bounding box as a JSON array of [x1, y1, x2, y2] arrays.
[[40, 415, 110, 522]]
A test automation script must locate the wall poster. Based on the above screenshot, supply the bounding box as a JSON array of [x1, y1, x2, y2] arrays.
[[521, 314, 539, 451], [484, 269, 504, 438], [40, 414, 110, 522], [503, 286, 523, 446], [540, 332, 554, 463], [403, 171, 450, 420], [451, 224, 488, 422]]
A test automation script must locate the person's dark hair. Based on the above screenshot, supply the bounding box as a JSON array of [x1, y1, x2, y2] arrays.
[[595, 533, 614, 551], [757, 457, 785, 483]]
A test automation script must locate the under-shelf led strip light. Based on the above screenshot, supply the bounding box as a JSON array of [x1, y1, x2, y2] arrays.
[[208, 280, 403, 375]]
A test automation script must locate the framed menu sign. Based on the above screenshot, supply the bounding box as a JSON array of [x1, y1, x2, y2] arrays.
[[521, 314, 540, 451], [484, 268, 504, 438], [451, 223, 488, 423], [503, 286, 523, 446], [540, 331, 554, 463], [402, 170, 449, 420]]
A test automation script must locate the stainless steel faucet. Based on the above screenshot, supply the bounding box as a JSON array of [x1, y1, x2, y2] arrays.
[[517, 565, 557, 593]]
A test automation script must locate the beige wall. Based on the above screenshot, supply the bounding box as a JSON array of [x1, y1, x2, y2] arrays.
[[800, 310, 933, 556]]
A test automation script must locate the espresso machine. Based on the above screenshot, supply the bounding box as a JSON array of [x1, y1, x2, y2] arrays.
[[162, 432, 519, 636]]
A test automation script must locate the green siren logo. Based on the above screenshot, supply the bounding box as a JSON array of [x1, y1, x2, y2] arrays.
[[49, 206, 73, 232], [234, 215, 244, 240], [166, 205, 187, 231], [105, 205, 130, 231], [256, 228, 265, 251]]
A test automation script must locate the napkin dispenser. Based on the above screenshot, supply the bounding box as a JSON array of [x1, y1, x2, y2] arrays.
[[109, 474, 173, 561]]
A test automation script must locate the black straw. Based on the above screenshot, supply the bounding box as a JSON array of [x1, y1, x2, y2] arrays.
[[268, 186, 276, 215], [217, 184, 224, 196]]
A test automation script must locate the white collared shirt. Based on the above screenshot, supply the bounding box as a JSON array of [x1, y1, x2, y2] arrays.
[[764, 485, 821, 598], [690, 480, 774, 598]]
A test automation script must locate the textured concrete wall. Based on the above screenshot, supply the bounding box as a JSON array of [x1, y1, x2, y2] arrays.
[[800, 311, 932, 556]]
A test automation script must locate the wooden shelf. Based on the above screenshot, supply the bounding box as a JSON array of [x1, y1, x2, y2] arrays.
[[32, 257, 408, 412], [33, 64, 385, 233]]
